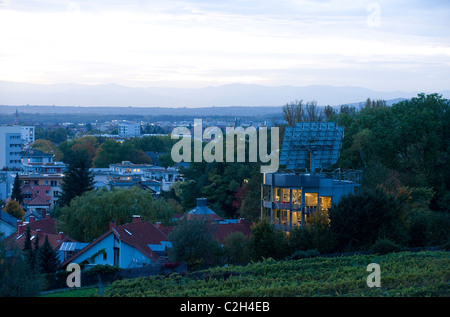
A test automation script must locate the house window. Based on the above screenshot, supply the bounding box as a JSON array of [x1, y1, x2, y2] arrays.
[[113, 247, 119, 266], [103, 252, 107, 261]]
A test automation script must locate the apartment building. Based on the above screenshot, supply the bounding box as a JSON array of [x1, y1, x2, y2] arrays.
[[0, 126, 24, 170]]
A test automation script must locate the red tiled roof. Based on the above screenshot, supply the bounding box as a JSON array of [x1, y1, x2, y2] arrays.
[[212, 222, 252, 244], [4, 215, 75, 251], [115, 220, 171, 261], [26, 196, 51, 206], [28, 217, 58, 234], [12, 231, 75, 250]]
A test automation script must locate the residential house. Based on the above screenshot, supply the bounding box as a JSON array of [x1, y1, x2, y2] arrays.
[[21, 182, 52, 214], [19, 173, 63, 208], [3, 213, 75, 263], [61, 216, 171, 269], [21, 161, 66, 174], [21, 148, 54, 165], [143, 166, 181, 191], [109, 161, 152, 177], [106, 176, 161, 194], [24, 196, 51, 217]]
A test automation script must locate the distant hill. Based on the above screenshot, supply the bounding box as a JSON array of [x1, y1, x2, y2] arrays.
[[1, 81, 447, 109]]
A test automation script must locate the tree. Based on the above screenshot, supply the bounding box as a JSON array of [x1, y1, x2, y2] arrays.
[[168, 217, 221, 269], [324, 105, 337, 120], [58, 187, 179, 242], [93, 139, 152, 168], [329, 188, 406, 251], [0, 234, 44, 296], [23, 226, 35, 270], [223, 232, 250, 265], [305, 100, 324, 122], [38, 235, 59, 274], [4, 200, 24, 220], [249, 220, 287, 261], [11, 173, 23, 205], [58, 149, 94, 207], [31, 139, 63, 161], [282, 100, 303, 126]]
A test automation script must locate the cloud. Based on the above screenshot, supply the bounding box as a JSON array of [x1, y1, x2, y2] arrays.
[[0, 0, 448, 91]]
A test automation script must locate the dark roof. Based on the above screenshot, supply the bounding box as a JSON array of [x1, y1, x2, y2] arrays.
[[21, 148, 53, 157], [212, 221, 252, 244], [26, 196, 51, 206], [3, 215, 75, 250], [0, 210, 16, 227], [27, 216, 58, 234], [187, 198, 223, 222]]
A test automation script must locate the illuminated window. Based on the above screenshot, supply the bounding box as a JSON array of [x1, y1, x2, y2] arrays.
[[305, 193, 318, 207], [320, 196, 332, 211]]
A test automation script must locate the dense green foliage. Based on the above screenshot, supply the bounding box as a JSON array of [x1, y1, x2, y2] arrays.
[[0, 233, 45, 297], [57, 187, 181, 242], [30, 134, 176, 168], [103, 251, 449, 297], [174, 161, 262, 219], [335, 94, 450, 212], [168, 217, 222, 269]]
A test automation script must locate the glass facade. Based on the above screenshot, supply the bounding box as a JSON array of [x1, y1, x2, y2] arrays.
[[264, 186, 332, 230]]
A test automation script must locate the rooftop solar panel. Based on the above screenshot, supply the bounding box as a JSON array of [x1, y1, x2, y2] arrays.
[[279, 122, 344, 171]]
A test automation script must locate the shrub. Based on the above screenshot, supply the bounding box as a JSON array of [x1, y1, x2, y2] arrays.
[[329, 187, 404, 251], [290, 249, 321, 260], [371, 238, 401, 255]]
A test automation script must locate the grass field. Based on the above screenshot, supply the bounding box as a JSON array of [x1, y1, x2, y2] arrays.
[[43, 251, 450, 297]]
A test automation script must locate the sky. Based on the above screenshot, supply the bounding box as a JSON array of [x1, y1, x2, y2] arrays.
[[0, 0, 449, 92]]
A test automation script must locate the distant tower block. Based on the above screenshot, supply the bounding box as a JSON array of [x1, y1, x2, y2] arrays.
[[15, 109, 19, 125]]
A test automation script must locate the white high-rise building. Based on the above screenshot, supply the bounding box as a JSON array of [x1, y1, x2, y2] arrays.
[[20, 126, 35, 148], [0, 126, 24, 170], [118, 123, 141, 137]]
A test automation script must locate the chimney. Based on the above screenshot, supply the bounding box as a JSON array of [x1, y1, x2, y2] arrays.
[[29, 216, 35, 223], [132, 215, 141, 223], [197, 198, 207, 207], [109, 220, 116, 229], [45, 212, 51, 219], [17, 220, 24, 234], [154, 222, 162, 229], [58, 232, 66, 241]]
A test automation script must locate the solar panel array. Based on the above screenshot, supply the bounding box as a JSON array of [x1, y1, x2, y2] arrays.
[[279, 122, 344, 171]]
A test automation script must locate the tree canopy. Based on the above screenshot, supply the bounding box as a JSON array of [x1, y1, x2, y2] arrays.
[[57, 187, 181, 242]]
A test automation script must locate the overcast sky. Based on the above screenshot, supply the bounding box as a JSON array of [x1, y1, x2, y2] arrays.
[[0, 0, 449, 92]]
